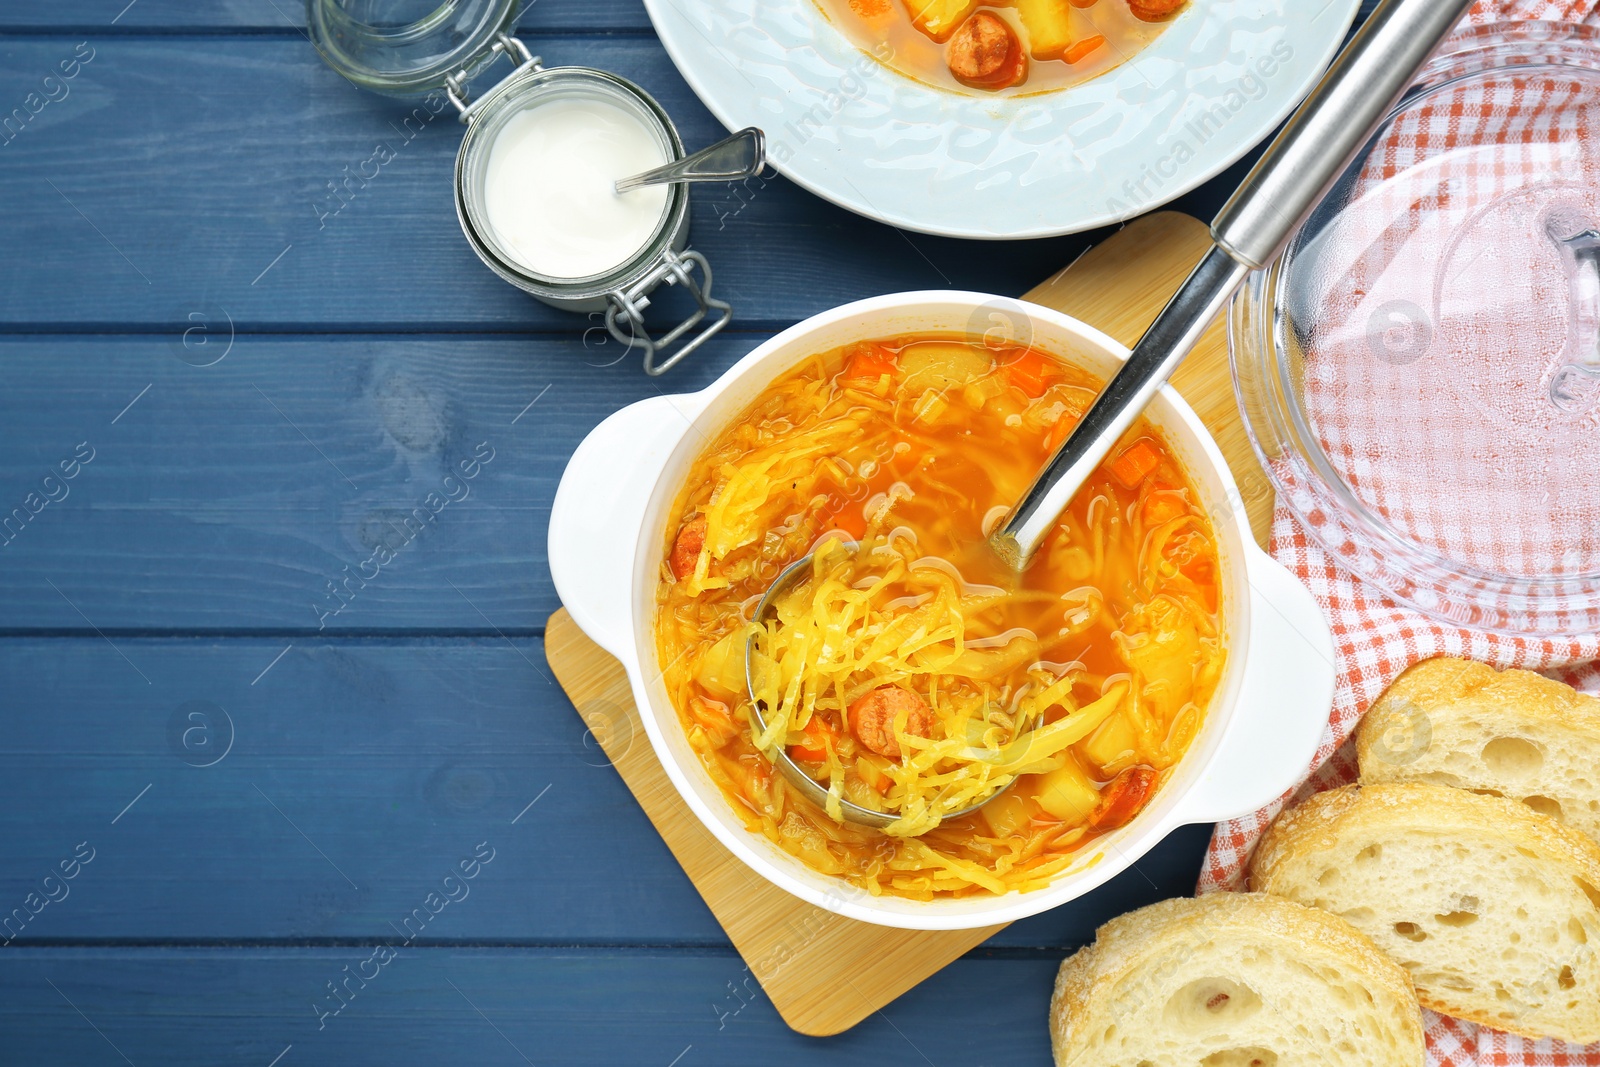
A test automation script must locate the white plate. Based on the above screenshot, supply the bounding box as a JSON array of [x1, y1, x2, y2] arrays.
[[642, 0, 1360, 238]]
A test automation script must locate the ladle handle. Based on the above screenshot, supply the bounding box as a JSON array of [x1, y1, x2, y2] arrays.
[[991, 248, 1248, 570], [1211, 0, 1479, 269], [992, 0, 1476, 570]]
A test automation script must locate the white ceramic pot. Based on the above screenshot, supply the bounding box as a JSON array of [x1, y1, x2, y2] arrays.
[[549, 292, 1335, 931]]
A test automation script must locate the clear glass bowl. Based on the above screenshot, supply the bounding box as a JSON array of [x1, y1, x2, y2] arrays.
[[1230, 19, 1600, 636]]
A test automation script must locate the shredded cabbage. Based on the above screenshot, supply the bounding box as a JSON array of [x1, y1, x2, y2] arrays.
[[654, 336, 1227, 900], [750, 534, 1126, 838]]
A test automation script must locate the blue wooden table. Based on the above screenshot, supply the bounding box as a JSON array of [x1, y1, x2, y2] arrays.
[[0, 2, 1370, 1063]]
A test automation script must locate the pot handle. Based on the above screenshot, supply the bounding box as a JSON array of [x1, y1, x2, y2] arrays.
[[1180, 544, 1336, 825], [548, 393, 702, 662]]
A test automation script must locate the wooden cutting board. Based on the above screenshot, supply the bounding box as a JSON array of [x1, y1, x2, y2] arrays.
[[544, 211, 1273, 1037]]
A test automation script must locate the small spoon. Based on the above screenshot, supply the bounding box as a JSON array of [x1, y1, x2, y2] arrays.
[[615, 127, 764, 195]]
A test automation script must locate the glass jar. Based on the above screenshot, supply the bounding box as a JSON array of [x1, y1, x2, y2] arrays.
[[307, 0, 731, 374]]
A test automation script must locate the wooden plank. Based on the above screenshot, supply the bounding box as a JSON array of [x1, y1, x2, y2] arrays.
[[0, 36, 1115, 331], [0, 0, 656, 31], [0, 947, 1060, 1065], [0, 636, 727, 944], [0, 333, 746, 632], [0, 634, 1209, 945]]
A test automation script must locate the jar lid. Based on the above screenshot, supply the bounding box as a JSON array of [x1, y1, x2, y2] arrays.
[[1233, 20, 1600, 635], [307, 0, 518, 97]]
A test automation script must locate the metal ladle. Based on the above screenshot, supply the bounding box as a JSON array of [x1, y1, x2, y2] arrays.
[[615, 127, 764, 194], [992, 0, 1478, 570], [745, 0, 1477, 829], [743, 539, 1004, 831]]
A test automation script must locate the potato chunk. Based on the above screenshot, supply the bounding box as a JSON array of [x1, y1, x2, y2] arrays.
[[1037, 756, 1100, 824], [902, 0, 979, 42], [1014, 0, 1074, 60], [981, 791, 1036, 837], [1080, 707, 1139, 775], [898, 341, 995, 395], [1117, 595, 1203, 722]]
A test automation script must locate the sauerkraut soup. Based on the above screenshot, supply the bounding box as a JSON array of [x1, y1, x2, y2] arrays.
[[654, 335, 1224, 899]]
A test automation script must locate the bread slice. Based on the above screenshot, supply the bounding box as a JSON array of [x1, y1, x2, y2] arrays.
[[1249, 781, 1600, 1044], [1050, 892, 1425, 1067], [1357, 657, 1600, 845]]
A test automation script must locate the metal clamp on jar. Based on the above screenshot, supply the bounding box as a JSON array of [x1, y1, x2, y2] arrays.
[[307, 0, 742, 374]]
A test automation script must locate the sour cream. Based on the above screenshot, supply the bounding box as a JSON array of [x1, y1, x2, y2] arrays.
[[482, 95, 671, 280]]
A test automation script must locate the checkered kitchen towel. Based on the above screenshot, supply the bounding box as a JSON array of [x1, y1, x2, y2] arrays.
[[1197, 2, 1600, 1063]]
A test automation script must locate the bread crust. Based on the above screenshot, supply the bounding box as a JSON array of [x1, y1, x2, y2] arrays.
[[1050, 892, 1424, 1066], [1249, 781, 1600, 1042], [1357, 657, 1600, 771], [1252, 781, 1600, 898]]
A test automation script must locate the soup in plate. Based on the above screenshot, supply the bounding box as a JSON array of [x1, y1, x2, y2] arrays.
[[813, 0, 1187, 95]]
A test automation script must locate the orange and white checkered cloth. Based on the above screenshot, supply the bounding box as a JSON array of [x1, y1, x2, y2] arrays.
[[1197, 2, 1600, 1063]]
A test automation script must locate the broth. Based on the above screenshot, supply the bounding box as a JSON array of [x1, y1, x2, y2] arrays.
[[813, 0, 1186, 96], [654, 335, 1224, 898]]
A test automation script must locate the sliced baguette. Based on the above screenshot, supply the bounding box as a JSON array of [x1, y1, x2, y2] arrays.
[[1249, 781, 1600, 1044], [1050, 892, 1425, 1067], [1357, 657, 1600, 844]]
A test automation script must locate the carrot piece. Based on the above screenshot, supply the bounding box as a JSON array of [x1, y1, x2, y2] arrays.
[[824, 502, 868, 540], [1088, 766, 1158, 830], [1108, 439, 1161, 488], [843, 343, 898, 383], [1180, 552, 1217, 607], [1062, 34, 1106, 63], [1004, 348, 1055, 398], [1141, 490, 1187, 526], [1043, 415, 1073, 454], [789, 715, 840, 763]]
